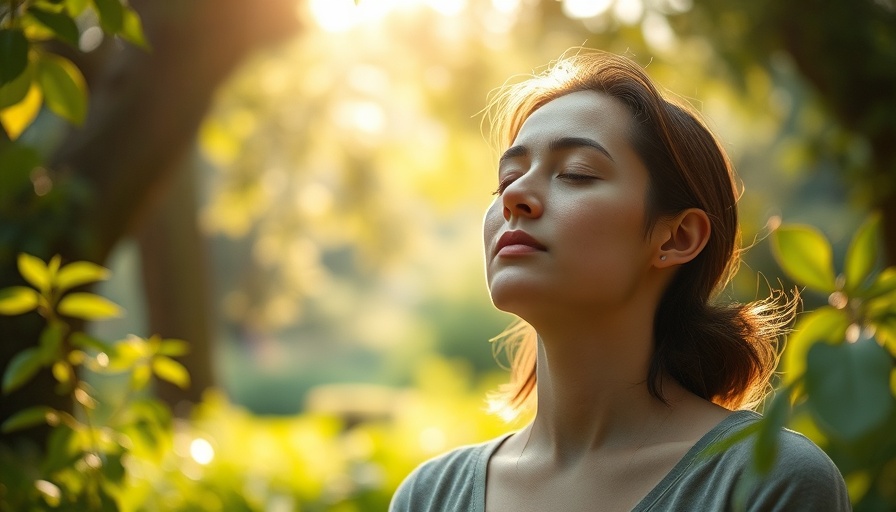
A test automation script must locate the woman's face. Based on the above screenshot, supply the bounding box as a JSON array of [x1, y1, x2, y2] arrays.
[[483, 90, 659, 318]]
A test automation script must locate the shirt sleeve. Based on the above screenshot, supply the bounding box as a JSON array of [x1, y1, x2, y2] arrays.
[[745, 430, 851, 512]]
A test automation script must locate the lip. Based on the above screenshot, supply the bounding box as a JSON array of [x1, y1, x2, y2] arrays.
[[495, 230, 547, 256]]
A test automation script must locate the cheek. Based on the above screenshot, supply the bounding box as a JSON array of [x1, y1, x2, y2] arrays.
[[483, 201, 503, 242]]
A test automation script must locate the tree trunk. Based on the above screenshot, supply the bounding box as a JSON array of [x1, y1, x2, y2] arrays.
[[1, 0, 299, 446]]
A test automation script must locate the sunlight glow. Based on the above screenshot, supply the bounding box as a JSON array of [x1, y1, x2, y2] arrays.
[[613, 0, 643, 25], [491, 0, 520, 14], [419, 426, 447, 453], [562, 0, 613, 19], [641, 12, 676, 52], [190, 438, 215, 465], [310, 0, 362, 32]]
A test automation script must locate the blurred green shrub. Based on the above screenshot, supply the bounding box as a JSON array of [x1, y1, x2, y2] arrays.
[[736, 214, 896, 510]]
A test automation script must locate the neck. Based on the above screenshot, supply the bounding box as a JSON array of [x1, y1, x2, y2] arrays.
[[521, 304, 679, 463]]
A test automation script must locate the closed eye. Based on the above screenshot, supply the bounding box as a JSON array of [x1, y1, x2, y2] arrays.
[[557, 172, 599, 182], [492, 175, 517, 195]]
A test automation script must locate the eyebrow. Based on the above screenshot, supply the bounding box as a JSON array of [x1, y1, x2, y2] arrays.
[[499, 136, 615, 165]]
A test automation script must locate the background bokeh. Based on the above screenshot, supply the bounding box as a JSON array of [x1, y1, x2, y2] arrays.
[[2, 0, 894, 510]]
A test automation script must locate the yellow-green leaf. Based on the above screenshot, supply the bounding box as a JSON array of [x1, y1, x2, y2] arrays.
[[152, 356, 190, 389], [37, 53, 87, 125], [2, 347, 44, 394], [844, 214, 881, 294], [57, 292, 122, 320], [52, 361, 72, 385], [0, 286, 40, 315], [1, 406, 54, 433], [65, 0, 90, 17], [18, 253, 51, 293], [27, 7, 80, 48], [93, 0, 123, 33], [158, 339, 189, 357], [56, 261, 110, 293], [771, 225, 837, 293], [120, 6, 149, 49], [782, 306, 849, 387], [130, 363, 151, 391], [0, 60, 32, 110], [0, 82, 42, 139]]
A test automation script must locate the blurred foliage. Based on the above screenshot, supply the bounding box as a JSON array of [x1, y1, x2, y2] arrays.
[[0, 254, 188, 510], [3, 0, 896, 510], [737, 215, 896, 510]]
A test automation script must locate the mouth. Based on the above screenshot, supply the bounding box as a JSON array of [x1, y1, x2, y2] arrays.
[[495, 230, 547, 256]]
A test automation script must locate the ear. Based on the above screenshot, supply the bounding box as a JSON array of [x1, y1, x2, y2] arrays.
[[655, 208, 711, 267]]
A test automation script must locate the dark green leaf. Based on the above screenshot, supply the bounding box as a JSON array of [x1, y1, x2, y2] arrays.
[[805, 337, 895, 440], [38, 322, 65, 361], [2, 347, 44, 394], [37, 53, 88, 125], [771, 225, 837, 293], [57, 292, 122, 320], [0, 286, 40, 315], [0, 60, 33, 110], [70, 331, 115, 353], [65, 0, 90, 17], [844, 214, 881, 294], [27, 7, 81, 47], [1, 406, 54, 433], [92, 0, 124, 33], [0, 144, 40, 201], [753, 389, 791, 474], [0, 29, 29, 86]]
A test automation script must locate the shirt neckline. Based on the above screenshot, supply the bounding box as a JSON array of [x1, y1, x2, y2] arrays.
[[474, 409, 760, 512]]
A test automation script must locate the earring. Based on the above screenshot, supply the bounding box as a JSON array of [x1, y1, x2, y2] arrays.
[[660, 255, 667, 261]]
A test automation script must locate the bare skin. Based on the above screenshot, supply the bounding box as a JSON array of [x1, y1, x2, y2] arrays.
[[482, 90, 731, 511]]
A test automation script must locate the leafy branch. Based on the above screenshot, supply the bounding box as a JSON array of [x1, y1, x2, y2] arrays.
[[0, 253, 189, 509]]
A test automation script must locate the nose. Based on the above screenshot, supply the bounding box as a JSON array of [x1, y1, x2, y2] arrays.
[[501, 173, 543, 221]]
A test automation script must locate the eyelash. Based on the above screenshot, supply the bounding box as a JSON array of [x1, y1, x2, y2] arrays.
[[492, 172, 597, 195]]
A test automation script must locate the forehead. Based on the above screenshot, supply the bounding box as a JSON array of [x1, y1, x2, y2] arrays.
[[512, 90, 633, 148]]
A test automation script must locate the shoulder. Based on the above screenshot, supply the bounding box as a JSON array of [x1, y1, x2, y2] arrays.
[[709, 411, 851, 511], [389, 435, 509, 512]]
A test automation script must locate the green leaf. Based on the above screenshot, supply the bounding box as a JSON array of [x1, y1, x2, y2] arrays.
[[120, 6, 149, 49], [70, 331, 115, 353], [861, 267, 896, 301], [57, 292, 122, 320], [38, 322, 65, 361], [92, 0, 124, 33], [844, 214, 881, 294], [37, 53, 88, 125], [158, 339, 189, 357], [152, 356, 190, 389], [56, 260, 110, 293], [27, 7, 80, 47], [771, 225, 837, 293], [1, 406, 54, 433], [805, 337, 895, 440], [18, 253, 51, 294], [753, 389, 791, 474], [2, 347, 44, 394], [130, 363, 151, 390], [0, 286, 40, 315], [51, 361, 72, 386], [0, 59, 33, 110], [65, 0, 91, 17], [782, 306, 849, 387], [0, 29, 29, 86]]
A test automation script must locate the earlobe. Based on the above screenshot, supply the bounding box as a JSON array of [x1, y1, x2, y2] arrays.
[[657, 208, 711, 267]]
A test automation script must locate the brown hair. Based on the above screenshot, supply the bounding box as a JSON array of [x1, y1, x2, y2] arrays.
[[484, 50, 794, 419]]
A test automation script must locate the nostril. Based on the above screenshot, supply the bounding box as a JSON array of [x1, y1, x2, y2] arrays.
[[517, 203, 532, 214]]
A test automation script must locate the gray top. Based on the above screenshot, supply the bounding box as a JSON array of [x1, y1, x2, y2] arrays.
[[390, 410, 850, 511]]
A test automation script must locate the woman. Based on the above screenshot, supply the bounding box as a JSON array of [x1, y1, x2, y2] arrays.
[[390, 51, 850, 511]]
